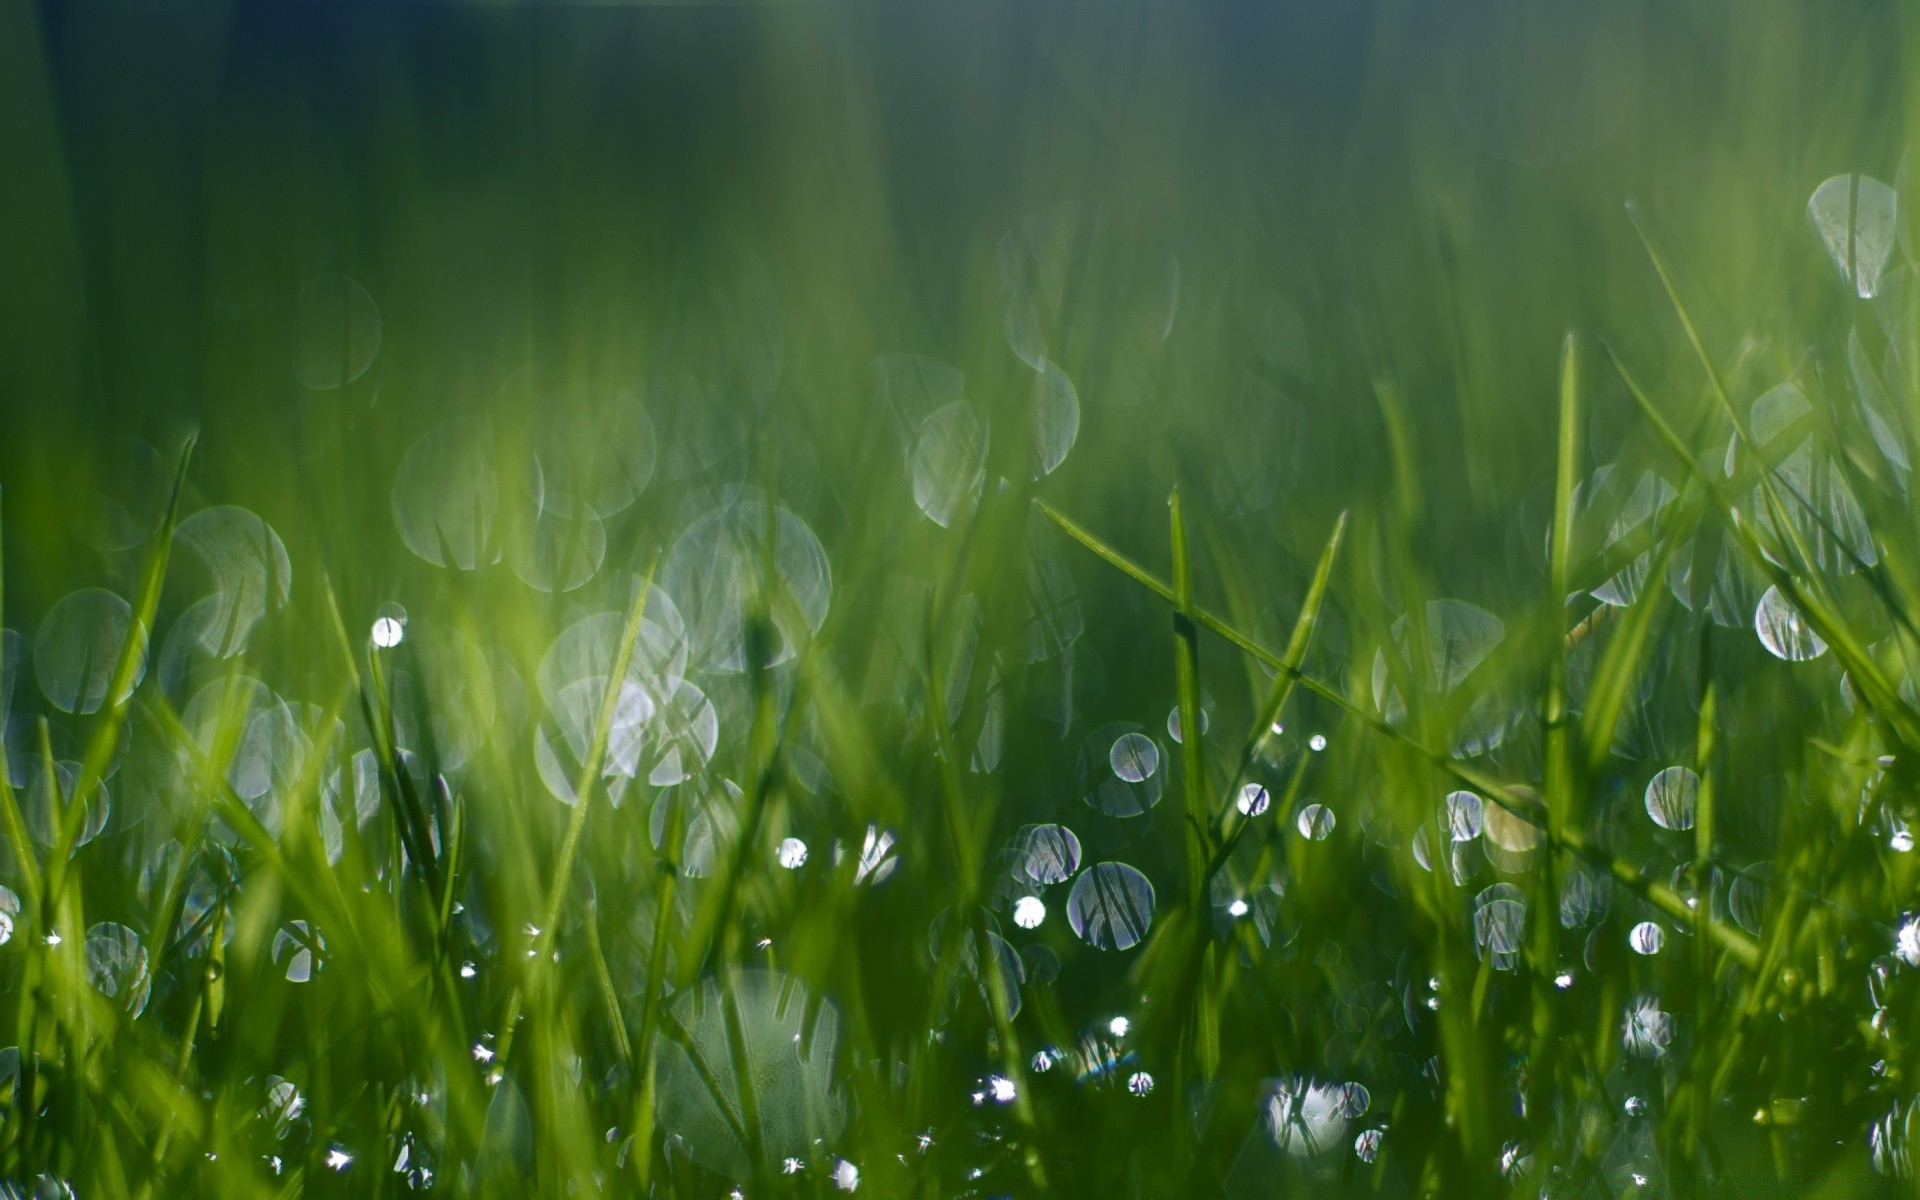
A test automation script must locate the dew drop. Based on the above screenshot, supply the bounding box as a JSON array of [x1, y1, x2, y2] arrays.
[[1629, 921, 1665, 956], [1297, 803, 1336, 840], [1012, 896, 1046, 929], [1644, 766, 1699, 831], [1754, 586, 1828, 661], [1110, 732, 1159, 784]]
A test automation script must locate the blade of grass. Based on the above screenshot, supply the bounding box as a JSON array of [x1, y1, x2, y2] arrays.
[[1168, 488, 1210, 913], [1530, 332, 1580, 1138]]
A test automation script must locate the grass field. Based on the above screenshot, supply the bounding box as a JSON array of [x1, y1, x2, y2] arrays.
[[1, 1, 1918, 1196]]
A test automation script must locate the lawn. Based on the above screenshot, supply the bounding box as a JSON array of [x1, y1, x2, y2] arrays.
[[0, 1, 1916, 1196]]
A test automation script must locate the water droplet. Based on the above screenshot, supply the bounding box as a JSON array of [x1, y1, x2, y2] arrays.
[[1755, 585, 1828, 661], [659, 491, 831, 674], [85, 923, 152, 1016], [1166, 702, 1211, 744], [272, 921, 326, 982], [1012, 896, 1046, 929], [1622, 995, 1672, 1058], [1354, 1127, 1384, 1163], [1014, 824, 1082, 885], [910, 402, 988, 528], [1809, 174, 1899, 298], [1236, 784, 1271, 816], [1127, 1071, 1154, 1096], [1308, 734, 1328, 752], [1262, 1076, 1352, 1157], [1473, 884, 1527, 970], [1644, 765, 1699, 831], [1296, 803, 1336, 840], [777, 838, 809, 870], [832, 1157, 860, 1192], [1445, 790, 1484, 841], [35, 588, 144, 714], [1897, 915, 1920, 967], [1110, 732, 1159, 783], [1629, 921, 1664, 956], [1066, 863, 1155, 950]]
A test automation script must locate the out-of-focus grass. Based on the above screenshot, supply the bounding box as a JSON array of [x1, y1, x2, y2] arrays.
[[0, 1, 1917, 1196]]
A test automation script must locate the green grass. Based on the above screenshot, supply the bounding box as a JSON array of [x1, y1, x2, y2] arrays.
[[1, 1, 1920, 1196]]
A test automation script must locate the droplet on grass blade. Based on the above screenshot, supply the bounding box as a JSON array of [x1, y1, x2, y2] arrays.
[[371, 603, 406, 648], [34, 588, 143, 714], [1809, 174, 1898, 299], [1110, 732, 1159, 783], [1622, 995, 1672, 1058], [1166, 700, 1214, 745], [537, 598, 690, 721], [1236, 784, 1271, 817], [22, 760, 110, 852], [1354, 1128, 1384, 1163], [1897, 915, 1920, 967], [85, 923, 151, 1017], [505, 500, 606, 594], [1644, 766, 1698, 831], [1629, 921, 1665, 955], [1444, 790, 1484, 841], [1262, 1075, 1351, 1157], [659, 492, 832, 673], [1297, 803, 1335, 841], [910, 401, 987, 528], [1014, 823, 1082, 885], [1028, 358, 1080, 480], [1012, 896, 1046, 929], [273, 920, 326, 982], [1755, 586, 1827, 661], [175, 506, 293, 656], [1084, 723, 1166, 818], [875, 353, 964, 454], [1066, 863, 1155, 951]]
